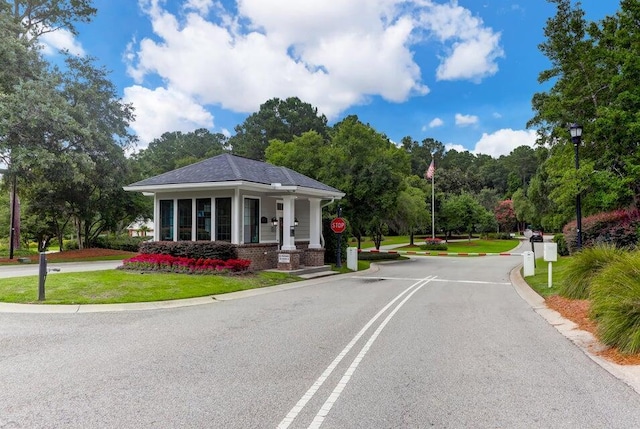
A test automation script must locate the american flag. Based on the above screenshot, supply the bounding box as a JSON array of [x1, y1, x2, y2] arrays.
[[425, 160, 435, 179]]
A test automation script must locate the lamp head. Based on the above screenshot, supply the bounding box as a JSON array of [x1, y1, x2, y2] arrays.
[[569, 123, 583, 142]]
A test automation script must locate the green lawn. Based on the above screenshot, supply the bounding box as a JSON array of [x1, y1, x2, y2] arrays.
[[522, 256, 572, 298], [350, 236, 520, 254], [394, 239, 520, 254], [0, 270, 302, 304]]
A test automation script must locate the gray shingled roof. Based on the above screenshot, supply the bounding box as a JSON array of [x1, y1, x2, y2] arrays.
[[127, 154, 342, 194]]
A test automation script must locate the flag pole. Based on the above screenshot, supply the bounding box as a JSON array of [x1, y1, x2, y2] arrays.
[[431, 156, 435, 239]]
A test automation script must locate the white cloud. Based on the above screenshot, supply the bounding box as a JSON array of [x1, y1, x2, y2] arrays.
[[429, 117, 444, 128], [184, 0, 215, 15], [123, 85, 214, 145], [123, 0, 501, 132], [417, 0, 503, 81], [39, 28, 85, 56], [455, 113, 478, 126], [472, 128, 537, 157], [445, 143, 466, 152]]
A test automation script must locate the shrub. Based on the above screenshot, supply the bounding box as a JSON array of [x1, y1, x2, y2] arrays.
[[121, 253, 251, 273], [139, 241, 238, 260], [93, 236, 151, 252], [563, 208, 640, 254], [419, 238, 448, 251], [63, 239, 79, 250], [357, 252, 402, 261], [485, 232, 514, 240], [553, 234, 569, 256], [558, 244, 625, 299], [590, 251, 640, 354]]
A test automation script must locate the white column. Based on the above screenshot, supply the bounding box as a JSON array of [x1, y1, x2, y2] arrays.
[[232, 189, 241, 244], [308, 198, 322, 249], [281, 195, 296, 250], [172, 199, 178, 241], [192, 199, 197, 241], [153, 195, 159, 241]]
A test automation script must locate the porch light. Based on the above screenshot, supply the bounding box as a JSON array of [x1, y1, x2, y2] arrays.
[[294, 218, 299, 227], [271, 217, 278, 226]]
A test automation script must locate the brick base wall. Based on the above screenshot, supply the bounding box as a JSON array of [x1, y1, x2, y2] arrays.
[[236, 243, 325, 271], [236, 243, 279, 271], [302, 248, 325, 267]]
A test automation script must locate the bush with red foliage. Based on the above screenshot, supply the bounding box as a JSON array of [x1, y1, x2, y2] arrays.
[[122, 254, 251, 274], [563, 208, 640, 254]]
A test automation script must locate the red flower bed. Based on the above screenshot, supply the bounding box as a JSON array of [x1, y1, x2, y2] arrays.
[[122, 254, 251, 274]]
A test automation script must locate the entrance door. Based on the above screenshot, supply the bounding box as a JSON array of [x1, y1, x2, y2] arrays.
[[278, 217, 284, 250]]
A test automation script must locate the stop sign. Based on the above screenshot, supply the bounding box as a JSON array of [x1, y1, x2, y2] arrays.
[[330, 217, 346, 234]]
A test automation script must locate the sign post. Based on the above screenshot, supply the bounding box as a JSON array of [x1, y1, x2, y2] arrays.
[[331, 208, 346, 268]]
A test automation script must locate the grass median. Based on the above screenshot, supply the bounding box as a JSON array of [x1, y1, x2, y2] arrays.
[[0, 270, 302, 305], [394, 239, 520, 254], [521, 256, 571, 297]]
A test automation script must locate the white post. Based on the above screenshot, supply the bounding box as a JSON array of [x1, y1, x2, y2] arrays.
[[281, 195, 296, 250], [308, 198, 322, 249], [544, 243, 558, 288], [232, 189, 241, 244]]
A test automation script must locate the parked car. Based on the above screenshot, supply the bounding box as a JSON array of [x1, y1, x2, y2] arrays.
[[530, 230, 544, 242]]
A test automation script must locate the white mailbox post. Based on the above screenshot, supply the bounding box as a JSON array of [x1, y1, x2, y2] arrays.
[[544, 243, 558, 288], [523, 251, 535, 277]]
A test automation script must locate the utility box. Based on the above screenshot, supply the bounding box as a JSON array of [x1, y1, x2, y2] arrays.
[[523, 251, 535, 277], [544, 243, 558, 262], [347, 247, 358, 271]]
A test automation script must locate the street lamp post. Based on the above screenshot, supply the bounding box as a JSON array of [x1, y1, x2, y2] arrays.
[[569, 123, 583, 250]]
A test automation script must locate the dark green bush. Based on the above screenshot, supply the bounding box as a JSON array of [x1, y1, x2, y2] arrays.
[[139, 240, 238, 260], [63, 240, 79, 250], [590, 251, 640, 354], [357, 252, 401, 261], [558, 244, 625, 299], [553, 234, 569, 256], [419, 238, 448, 251], [323, 218, 348, 264], [93, 236, 151, 252]]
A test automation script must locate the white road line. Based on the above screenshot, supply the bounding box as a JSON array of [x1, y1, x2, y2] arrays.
[[354, 276, 511, 286], [276, 275, 436, 429], [307, 276, 436, 429]]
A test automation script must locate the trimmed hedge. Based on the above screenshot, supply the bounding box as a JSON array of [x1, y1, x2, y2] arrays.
[[139, 240, 238, 260], [93, 236, 152, 252], [358, 252, 402, 261]]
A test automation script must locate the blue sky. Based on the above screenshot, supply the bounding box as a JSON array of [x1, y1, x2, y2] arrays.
[[40, 0, 620, 157]]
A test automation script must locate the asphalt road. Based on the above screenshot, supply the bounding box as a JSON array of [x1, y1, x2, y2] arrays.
[[2, 242, 640, 428]]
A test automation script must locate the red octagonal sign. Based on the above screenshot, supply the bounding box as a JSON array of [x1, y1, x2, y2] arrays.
[[330, 217, 346, 234]]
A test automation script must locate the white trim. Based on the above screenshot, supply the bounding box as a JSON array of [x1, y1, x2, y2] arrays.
[[124, 181, 344, 199]]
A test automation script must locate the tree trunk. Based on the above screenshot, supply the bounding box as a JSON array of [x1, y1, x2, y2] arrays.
[[76, 218, 84, 250]]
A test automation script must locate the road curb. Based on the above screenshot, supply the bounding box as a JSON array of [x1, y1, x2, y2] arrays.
[[510, 264, 640, 395]]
